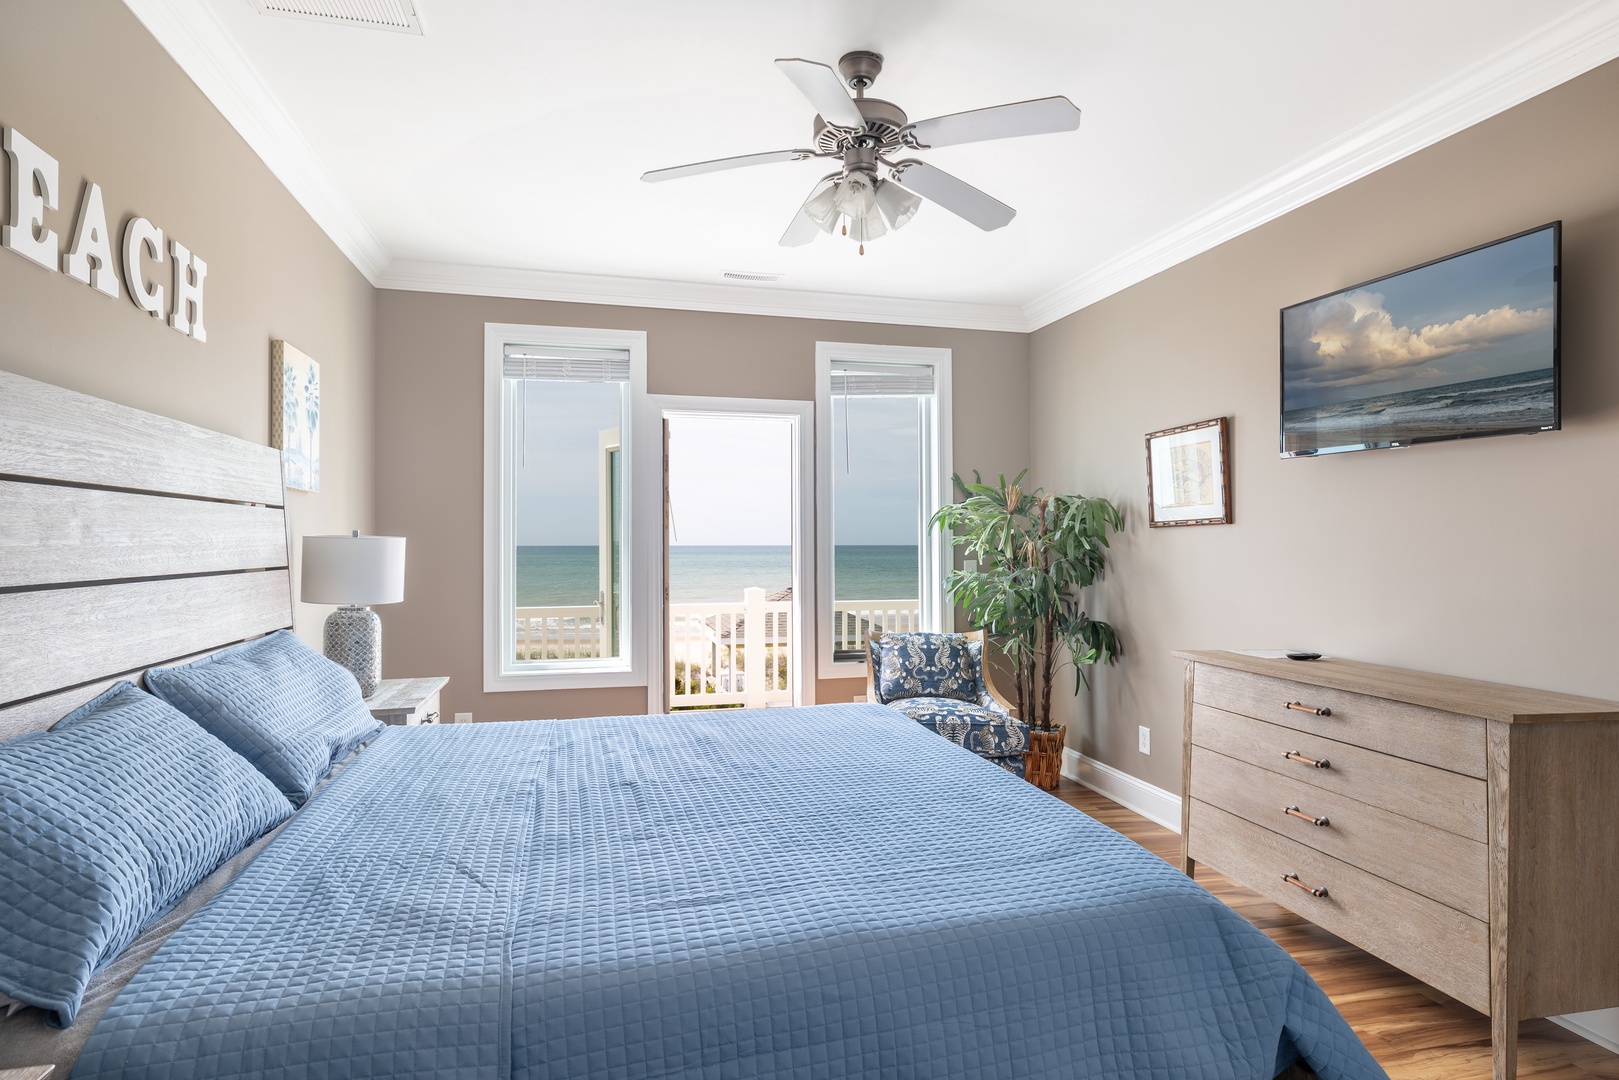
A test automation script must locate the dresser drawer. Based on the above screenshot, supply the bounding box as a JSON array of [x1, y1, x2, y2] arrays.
[[1188, 800, 1490, 1012], [1190, 705, 1487, 842], [1193, 663, 1486, 778], [1190, 745, 1487, 919]]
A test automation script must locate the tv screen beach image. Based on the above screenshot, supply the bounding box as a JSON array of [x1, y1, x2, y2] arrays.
[[1281, 226, 1557, 455]]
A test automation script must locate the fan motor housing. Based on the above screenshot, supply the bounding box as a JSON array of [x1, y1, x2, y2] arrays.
[[813, 97, 908, 155]]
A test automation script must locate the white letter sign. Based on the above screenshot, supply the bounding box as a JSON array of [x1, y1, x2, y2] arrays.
[[2, 127, 59, 271], [62, 181, 119, 298], [2, 123, 211, 343], [168, 238, 206, 341], [122, 217, 165, 317]]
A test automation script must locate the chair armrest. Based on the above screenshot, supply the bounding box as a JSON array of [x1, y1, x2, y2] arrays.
[[981, 674, 1019, 719]]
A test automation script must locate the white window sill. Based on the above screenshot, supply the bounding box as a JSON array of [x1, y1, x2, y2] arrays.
[[823, 659, 870, 680], [485, 662, 641, 693]]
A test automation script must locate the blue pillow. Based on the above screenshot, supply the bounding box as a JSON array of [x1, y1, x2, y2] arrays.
[[874, 632, 983, 704], [145, 630, 383, 806], [0, 682, 292, 1026]]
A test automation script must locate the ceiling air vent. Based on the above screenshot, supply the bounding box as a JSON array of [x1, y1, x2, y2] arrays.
[[247, 0, 423, 34], [721, 271, 783, 283]]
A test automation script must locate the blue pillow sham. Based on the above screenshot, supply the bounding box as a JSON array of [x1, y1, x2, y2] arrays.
[[0, 682, 293, 1026], [145, 629, 383, 806], [873, 632, 983, 704]]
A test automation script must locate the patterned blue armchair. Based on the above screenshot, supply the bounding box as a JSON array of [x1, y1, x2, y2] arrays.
[[866, 630, 1028, 777]]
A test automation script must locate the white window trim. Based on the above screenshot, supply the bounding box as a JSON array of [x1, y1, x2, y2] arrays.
[[483, 322, 653, 693], [815, 342, 953, 680], [650, 396, 816, 714]]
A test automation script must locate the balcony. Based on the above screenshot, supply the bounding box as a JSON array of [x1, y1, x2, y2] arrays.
[[514, 592, 922, 706], [515, 605, 608, 661], [668, 588, 793, 709], [830, 599, 922, 659]]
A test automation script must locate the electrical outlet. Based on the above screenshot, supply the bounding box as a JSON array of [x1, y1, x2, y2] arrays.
[[1138, 725, 1151, 755], [454, 712, 473, 724], [853, 694, 868, 703], [964, 559, 977, 575]]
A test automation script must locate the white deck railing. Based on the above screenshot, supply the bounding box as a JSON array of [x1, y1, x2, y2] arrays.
[[513, 593, 922, 696], [831, 599, 922, 655], [668, 587, 794, 710], [515, 605, 607, 661]]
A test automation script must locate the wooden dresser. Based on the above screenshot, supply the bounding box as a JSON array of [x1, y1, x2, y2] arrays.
[[1176, 650, 1619, 1080]]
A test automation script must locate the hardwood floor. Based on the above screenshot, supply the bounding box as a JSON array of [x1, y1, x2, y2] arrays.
[[1050, 779, 1619, 1079]]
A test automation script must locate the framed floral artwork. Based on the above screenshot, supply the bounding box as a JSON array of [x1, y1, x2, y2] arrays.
[[1146, 417, 1231, 527], [270, 340, 320, 492]]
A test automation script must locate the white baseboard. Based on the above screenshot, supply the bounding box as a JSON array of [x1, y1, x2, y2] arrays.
[[1056, 749, 1619, 1055], [1062, 748, 1182, 833]]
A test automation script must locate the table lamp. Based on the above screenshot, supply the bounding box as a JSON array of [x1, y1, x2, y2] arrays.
[[300, 531, 406, 697]]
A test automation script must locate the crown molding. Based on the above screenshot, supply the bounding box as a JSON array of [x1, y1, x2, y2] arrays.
[[376, 260, 1031, 332], [1022, 0, 1619, 331], [127, 0, 1619, 333], [123, 0, 390, 283]]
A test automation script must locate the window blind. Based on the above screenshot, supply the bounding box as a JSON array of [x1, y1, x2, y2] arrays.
[[503, 344, 631, 383], [829, 361, 935, 397]]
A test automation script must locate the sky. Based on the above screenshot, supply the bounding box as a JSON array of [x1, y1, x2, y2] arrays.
[[513, 380, 623, 546], [1282, 227, 1556, 411], [666, 415, 792, 546], [514, 385, 922, 547], [830, 395, 921, 546]]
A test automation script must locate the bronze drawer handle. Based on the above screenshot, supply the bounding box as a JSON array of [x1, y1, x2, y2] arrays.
[[1283, 750, 1331, 770], [1283, 805, 1330, 827], [1285, 701, 1332, 717], [1282, 873, 1328, 898]]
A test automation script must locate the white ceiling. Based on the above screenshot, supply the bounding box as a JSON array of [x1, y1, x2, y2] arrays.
[[129, 0, 1619, 330]]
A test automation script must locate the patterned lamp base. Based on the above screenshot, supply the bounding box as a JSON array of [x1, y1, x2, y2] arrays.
[[324, 604, 381, 697]]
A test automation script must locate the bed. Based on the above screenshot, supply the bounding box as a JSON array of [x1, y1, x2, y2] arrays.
[[0, 371, 1385, 1079]]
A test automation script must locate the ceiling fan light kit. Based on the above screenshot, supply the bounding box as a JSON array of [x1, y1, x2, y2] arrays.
[[642, 51, 1081, 255]]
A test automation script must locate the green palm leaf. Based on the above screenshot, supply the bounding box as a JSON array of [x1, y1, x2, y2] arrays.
[[930, 470, 1123, 731]]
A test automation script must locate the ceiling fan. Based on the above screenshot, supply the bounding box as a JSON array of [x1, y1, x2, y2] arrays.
[[642, 51, 1081, 254]]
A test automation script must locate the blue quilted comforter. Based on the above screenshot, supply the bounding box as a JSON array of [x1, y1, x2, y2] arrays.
[[74, 705, 1386, 1080]]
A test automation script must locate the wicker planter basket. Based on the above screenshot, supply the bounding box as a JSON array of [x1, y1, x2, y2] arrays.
[[1025, 724, 1066, 790]]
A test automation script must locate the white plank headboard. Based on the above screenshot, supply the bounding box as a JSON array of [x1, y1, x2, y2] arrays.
[[0, 370, 293, 740]]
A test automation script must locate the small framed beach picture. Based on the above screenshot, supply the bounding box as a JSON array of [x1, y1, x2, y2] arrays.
[[271, 340, 320, 492], [1146, 417, 1231, 527]]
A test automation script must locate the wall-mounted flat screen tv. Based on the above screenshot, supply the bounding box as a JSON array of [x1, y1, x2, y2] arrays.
[[1280, 222, 1560, 457]]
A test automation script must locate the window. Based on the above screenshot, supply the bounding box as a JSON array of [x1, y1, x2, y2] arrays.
[[484, 324, 648, 691], [815, 343, 952, 675]]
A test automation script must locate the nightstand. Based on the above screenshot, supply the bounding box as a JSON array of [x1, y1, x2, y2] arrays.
[[364, 677, 449, 726]]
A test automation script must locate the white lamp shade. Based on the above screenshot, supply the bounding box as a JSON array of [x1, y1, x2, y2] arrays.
[[874, 180, 922, 230], [300, 534, 406, 606]]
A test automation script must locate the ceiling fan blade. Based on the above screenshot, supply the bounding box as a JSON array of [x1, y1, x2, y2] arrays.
[[779, 176, 838, 247], [642, 149, 816, 183], [903, 96, 1081, 149], [774, 58, 866, 130], [888, 160, 1015, 231]]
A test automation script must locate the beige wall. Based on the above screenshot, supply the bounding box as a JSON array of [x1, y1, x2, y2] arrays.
[[1030, 61, 1619, 793], [375, 290, 1029, 722], [0, 0, 376, 645]]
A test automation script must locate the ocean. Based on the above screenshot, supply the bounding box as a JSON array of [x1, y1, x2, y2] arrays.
[[1283, 367, 1556, 453], [516, 545, 918, 605]]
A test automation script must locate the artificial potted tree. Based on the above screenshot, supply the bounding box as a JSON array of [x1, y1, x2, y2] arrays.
[[931, 471, 1123, 789]]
